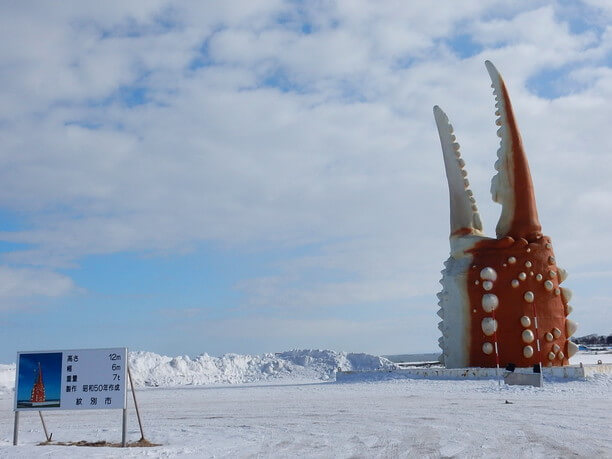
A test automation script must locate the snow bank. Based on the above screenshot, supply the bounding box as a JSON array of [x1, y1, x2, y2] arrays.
[[0, 364, 15, 394], [1, 350, 610, 393], [128, 349, 394, 387], [0, 350, 391, 392]]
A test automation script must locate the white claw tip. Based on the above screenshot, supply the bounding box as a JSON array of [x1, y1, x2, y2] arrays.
[[566, 319, 578, 337], [485, 60, 501, 81], [561, 287, 573, 303], [567, 341, 579, 358]]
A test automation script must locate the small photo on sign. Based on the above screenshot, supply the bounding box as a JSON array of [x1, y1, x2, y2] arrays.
[[16, 353, 62, 408]]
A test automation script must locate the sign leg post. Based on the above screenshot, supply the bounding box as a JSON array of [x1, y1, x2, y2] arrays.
[[13, 411, 19, 446], [127, 365, 145, 441], [122, 408, 127, 447], [38, 411, 51, 442]]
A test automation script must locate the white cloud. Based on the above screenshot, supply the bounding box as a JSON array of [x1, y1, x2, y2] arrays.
[[0, 1, 610, 343], [0, 266, 76, 310]]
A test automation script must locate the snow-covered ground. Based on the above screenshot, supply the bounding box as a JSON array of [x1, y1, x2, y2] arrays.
[[0, 350, 611, 457]]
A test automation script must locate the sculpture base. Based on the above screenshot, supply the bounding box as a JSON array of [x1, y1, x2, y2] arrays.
[[336, 363, 612, 383]]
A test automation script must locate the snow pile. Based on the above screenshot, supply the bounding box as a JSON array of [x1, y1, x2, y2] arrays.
[[2, 350, 610, 392], [0, 350, 390, 392], [0, 364, 15, 394], [128, 349, 394, 387]]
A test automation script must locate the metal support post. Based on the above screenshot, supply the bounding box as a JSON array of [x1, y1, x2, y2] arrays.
[[13, 411, 19, 446], [122, 408, 127, 447], [38, 411, 51, 442], [127, 365, 145, 441]]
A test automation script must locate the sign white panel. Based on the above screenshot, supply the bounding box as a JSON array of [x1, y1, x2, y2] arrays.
[[14, 348, 127, 411]]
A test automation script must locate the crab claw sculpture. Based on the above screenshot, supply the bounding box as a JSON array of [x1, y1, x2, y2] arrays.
[[434, 61, 578, 369]]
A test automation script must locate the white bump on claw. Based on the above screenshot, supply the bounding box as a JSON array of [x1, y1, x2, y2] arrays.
[[545, 243, 552, 249], [549, 270, 556, 278], [554, 288, 561, 296], [567, 341, 579, 358], [482, 281, 493, 291], [511, 279, 519, 288], [525, 261, 532, 268], [481, 318, 498, 336], [482, 342, 494, 355], [548, 352, 556, 361], [480, 267, 497, 281], [536, 274, 542, 281], [552, 327, 561, 339], [561, 287, 572, 303], [508, 256, 516, 264], [545, 332, 553, 342], [558, 351, 565, 360], [558, 268, 568, 282], [481, 294, 499, 313], [524, 291, 534, 303], [520, 316, 531, 327], [552, 344, 560, 353], [566, 319, 578, 337], [518, 272, 527, 281], [522, 329, 534, 343], [475, 280, 480, 285], [544, 280, 554, 291], [549, 256, 555, 264], [523, 346, 534, 358]]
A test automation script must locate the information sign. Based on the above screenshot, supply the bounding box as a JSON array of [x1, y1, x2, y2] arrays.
[[14, 348, 127, 411]]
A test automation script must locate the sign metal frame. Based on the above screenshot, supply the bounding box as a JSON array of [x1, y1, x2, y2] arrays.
[[13, 347, 130, 446]]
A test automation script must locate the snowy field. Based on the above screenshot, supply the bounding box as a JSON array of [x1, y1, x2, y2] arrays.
[[0, 350, 611, 458]]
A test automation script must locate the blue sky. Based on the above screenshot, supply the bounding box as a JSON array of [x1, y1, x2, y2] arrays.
[[0, 1, 611, 362]]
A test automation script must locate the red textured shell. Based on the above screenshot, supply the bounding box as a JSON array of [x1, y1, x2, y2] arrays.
[[467, 236, 569, 367]]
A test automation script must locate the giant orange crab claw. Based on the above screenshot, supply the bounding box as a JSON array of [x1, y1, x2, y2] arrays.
[[434, 61, 577, 369]]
